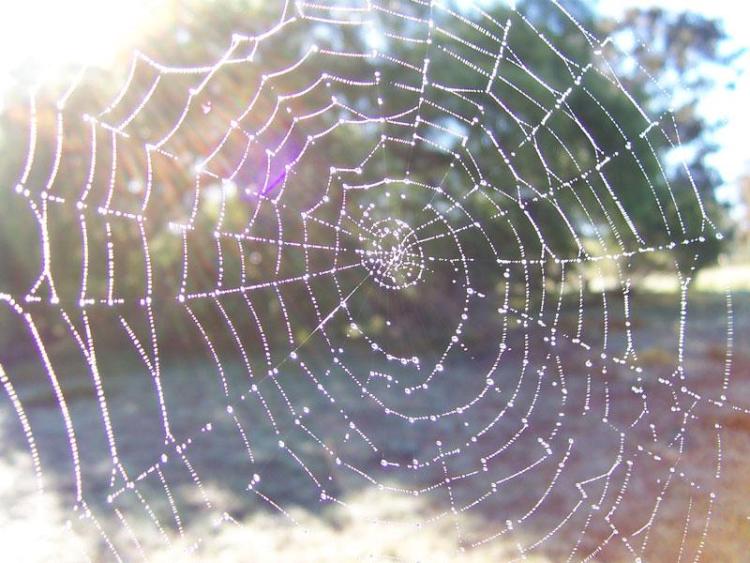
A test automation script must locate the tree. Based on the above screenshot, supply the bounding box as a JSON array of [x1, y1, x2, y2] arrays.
[[0, 0, 733, 357]]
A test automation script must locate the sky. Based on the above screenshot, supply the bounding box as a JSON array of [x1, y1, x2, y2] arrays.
[[598, 0, 750, 213], [0, 0, 747, 212]]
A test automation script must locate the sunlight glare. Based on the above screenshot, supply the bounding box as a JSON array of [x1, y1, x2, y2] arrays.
[[0, 0, 159, 92]]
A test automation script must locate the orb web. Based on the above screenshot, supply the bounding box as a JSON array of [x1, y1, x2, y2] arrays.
[[0, 0, 743, 561]]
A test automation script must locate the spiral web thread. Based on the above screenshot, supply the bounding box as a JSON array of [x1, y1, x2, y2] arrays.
[[0, 0, 743, 560]]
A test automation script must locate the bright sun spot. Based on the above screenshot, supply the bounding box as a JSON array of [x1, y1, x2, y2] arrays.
[[0, 0, 158, 94]]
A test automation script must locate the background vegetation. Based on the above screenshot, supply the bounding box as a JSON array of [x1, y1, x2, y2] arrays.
[[0, 0, 736, 360]]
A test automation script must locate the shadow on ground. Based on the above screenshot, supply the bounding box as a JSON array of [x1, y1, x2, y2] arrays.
[[1, 291, 749, 561]]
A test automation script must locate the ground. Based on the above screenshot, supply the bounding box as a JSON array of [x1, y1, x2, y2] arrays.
[[0, 288, 748, 562]]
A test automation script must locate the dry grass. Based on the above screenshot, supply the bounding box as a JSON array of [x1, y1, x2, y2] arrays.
[[0, 287, 748, 561]]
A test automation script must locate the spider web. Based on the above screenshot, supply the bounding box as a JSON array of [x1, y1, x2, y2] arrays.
[[0, 0, 743, 560]]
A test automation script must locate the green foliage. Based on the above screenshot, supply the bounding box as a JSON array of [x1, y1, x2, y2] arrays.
[[0, 0, 731, 356]]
